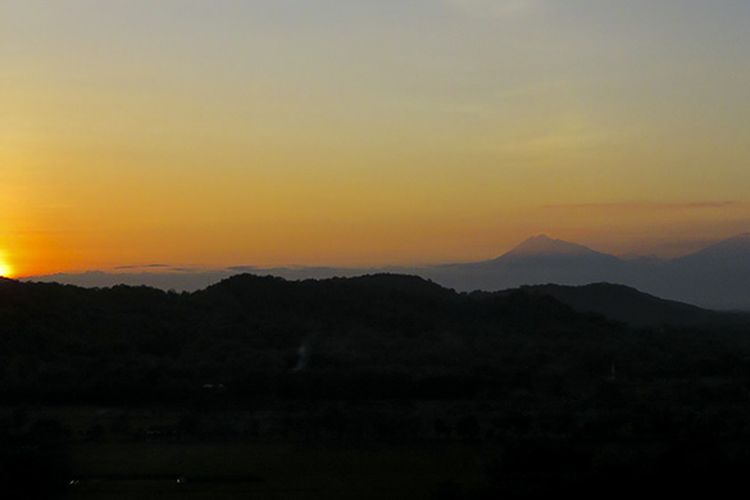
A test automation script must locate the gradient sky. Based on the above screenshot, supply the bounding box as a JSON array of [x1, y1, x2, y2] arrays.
[[2, 0, 750, 277]]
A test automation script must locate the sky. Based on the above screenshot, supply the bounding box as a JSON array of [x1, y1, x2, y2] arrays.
[[2, 0, 750, 277]]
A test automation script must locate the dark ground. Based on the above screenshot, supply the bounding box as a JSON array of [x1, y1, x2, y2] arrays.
[[2, 274, 750, 498]]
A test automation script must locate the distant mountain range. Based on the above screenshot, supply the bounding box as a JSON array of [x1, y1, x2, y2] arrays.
[[425, 233, 750, 311], [25, 233, 750, 310], [419, 233, 750, 310]]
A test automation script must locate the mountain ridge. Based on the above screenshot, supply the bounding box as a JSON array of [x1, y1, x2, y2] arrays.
[[23, 232, 750, 310]]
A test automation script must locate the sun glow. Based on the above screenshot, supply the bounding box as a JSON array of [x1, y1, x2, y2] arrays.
[[0, 257, 13, 278]]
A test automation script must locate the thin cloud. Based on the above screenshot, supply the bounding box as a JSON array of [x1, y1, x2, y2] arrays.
[[226, 266, 259, 272], [112, 264, 208, 273], [114, 264, 171, 270], [544, 201, 740, 211]]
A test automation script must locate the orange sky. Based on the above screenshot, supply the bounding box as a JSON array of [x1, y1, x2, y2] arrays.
[[2, 1, 750, 278]]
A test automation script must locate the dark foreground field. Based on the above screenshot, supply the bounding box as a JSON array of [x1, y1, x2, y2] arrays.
[[6, 399, 750, 499]]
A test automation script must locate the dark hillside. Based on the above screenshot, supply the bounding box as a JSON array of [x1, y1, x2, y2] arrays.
[[1, 273, 749, 406], [520, 283, 748, 327], [0, 274, 618, 403]]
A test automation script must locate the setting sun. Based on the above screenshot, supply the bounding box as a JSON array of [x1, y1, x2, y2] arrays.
[[0, 258, 13, 278]]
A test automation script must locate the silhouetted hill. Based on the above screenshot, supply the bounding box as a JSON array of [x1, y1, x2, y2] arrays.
[[520, 283, 748, 327], [4, 273, 750, 406], [202, 273, 456, 307], [0, 273, 607, 402]]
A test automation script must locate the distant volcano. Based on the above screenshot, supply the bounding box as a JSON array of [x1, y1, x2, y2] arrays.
[[500, 234, 605, 259]]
